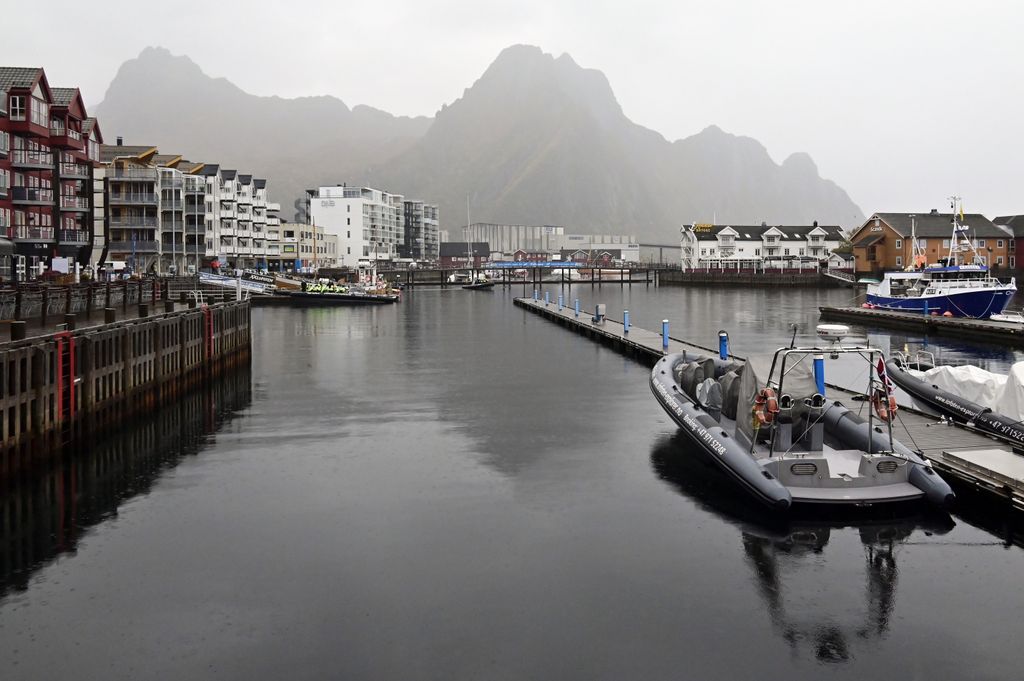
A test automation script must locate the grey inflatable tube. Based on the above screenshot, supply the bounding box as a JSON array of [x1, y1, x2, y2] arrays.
[[820, 405, 955, 507], [651, 355, 792, 509]]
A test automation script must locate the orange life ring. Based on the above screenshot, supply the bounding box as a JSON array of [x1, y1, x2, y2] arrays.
[[752, 387, 780, 425], [872, 391, 898, 422]]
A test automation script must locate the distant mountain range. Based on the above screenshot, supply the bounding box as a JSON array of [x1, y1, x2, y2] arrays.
[[95, 45, 864, 242]]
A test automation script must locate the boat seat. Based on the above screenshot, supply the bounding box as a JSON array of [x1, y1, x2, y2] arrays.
[[679, 362, 705, 400], [696, 378, 723, 420], [719, 371, 741, 420]]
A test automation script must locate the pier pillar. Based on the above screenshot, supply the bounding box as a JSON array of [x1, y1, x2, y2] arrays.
[[574, 299, 580, 318], [139, 303, 149, 318], [624, 310, 630, 333], [165, 300, 175, 314], [662, 320, 670, 349], [558, 294, 563, 311], [63, 314, 76, 331], [9, 321, 26, 341], [545, 291, 550, 306], [718, 330, 729, 360], [533, 289, 539, 301], [104, 307, 116, 324]]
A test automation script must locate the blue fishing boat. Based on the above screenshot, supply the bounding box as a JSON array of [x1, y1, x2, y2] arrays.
[[865, 197, 1016, 318]]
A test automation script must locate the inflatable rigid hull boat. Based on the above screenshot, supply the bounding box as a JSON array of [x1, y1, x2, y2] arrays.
[[650, 328, 954, 510], [887, 356, 1024, 449]]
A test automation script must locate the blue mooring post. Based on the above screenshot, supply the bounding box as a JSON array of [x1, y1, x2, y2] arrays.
[[662, 319, 670, 349], [545, 291, 550, 306], [718, 330, 729, 360], [624, 310, 630, 333], [558, 294, 563, 310], [574, 299, 580, 318], [533, 289, 539, 301], [813, 353, 826, 395], [923, 299, 929, 316]]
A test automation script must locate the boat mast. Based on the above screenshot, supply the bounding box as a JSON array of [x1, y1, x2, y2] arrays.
[[466, 194, 472, 276]]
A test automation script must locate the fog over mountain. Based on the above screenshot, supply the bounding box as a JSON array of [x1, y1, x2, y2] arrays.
[[96, 45, 863, 240]]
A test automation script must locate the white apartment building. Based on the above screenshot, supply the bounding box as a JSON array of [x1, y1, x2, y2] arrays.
[[308, 185, 404, 267], [679, 222, 845, 270]]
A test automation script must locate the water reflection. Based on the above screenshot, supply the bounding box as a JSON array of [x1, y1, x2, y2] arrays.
[[651, 432, 955, 665], [0, 368, 251, 600]]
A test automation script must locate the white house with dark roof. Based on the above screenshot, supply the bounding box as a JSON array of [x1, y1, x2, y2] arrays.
[[679, 222, 844, 270]]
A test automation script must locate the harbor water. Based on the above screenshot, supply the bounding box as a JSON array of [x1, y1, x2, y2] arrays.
[[1, 285, 1022, 679]]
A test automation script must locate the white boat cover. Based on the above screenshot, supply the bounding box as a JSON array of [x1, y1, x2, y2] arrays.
[[909, 362, 1024, 422]]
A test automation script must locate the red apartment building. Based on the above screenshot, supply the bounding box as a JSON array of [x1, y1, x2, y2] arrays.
[[0, 67, 102, 280]]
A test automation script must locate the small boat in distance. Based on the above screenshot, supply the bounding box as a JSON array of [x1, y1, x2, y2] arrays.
[[864, 197, 1016, 318], [462, 278, 495, 290], [649, 325, 954, 510], [990, 311, 1024, 324]]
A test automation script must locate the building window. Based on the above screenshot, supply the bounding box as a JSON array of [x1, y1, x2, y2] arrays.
[[895, 240, 902, 250], [978, 239, 986, 248], [998, 240, 1004, 248], [9, 96, 25, 121], [997, 256, 1004, 266], [895, 256, 903, 267], [943, 239, 950, 248], [1011, 256, 1016, 268], [783, 248, 790, 256]]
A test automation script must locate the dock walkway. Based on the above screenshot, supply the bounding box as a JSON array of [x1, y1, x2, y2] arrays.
[[820, 306, 1024, 346], [515, 297, 1024, 510]]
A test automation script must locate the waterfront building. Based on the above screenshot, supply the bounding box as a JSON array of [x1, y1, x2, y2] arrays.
[[0, 67, 102, 280], [272, 221, 337, 273], [849, 210, 1010, 276], [465, 222, 564, 259], [439, 241, 490, 269], [993, 216, 1023, 270], [307, 185, 404, 267], [399, 200, 439, 262], [679, 222, 844, 271], [101, 142, 278, 273]]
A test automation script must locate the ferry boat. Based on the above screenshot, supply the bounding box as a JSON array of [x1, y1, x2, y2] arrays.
[[865, 198, 1016, 318], [649, 326, 954, 510]]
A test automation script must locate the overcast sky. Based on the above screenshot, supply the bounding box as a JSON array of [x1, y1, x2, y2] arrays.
[[6, 0, 1023, 217]]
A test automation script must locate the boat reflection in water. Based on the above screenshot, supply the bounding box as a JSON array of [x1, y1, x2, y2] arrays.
[[0, 368, 251, 600], [651, 432, 955, 664]]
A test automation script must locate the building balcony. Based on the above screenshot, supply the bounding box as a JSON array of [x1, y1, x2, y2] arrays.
[[236, 193, 252, 205], [220, 227, 236, 236], [12, 225, 55, 241], [110, 216, 159, 228], [160, 177, 184, 189], [111, 167, 159, 181], [108, 240, 160, 253], [12, 186, 55, 204], [11, 149, 54, 169], [184, 185, 205, 195], [0, 131, 9, 157], [48, 126, 85, 150], [60, 194, 90, 211], [59, 162, 91, 179], [59, 229, 90, 244], [161, 200, 184, 211], [185, 203, 205, 215], [266, 202, 281, 212], [109, 193, 158, 205], [184, 223, 206, 235]]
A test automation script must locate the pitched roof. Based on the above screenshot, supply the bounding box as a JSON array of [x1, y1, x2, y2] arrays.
[[439, 242, 491, 257], [100, 144, 158, 163], [994, 216, 1024, 238], [199, 164, 221, 177], [50, 87, 77, 106], [238, 174, 252, 184], [0, 67, 43, 92], [254, 179, 267, 189], [871, 212, 1005, 238], [222, 169, 237, 180], [153, 154, 182, 166], [852, 233, 884, 248], [684, 223, 844, 241]]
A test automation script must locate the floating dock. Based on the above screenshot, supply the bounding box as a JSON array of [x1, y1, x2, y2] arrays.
[[820, 306, 1024, 346], [515, 296, 1024, 511]]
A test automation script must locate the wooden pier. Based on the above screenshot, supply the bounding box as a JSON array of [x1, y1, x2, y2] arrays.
[[0, 299, 251, 474], [515, 296, 1024, 511], [820, 306, 1024, 346]]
